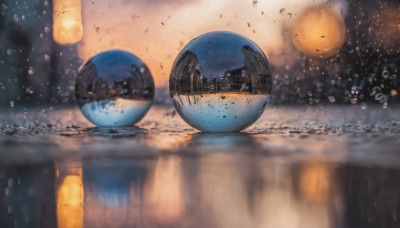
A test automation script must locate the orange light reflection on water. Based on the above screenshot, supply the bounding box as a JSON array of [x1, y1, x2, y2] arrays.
[[56, 165, 83, 228]]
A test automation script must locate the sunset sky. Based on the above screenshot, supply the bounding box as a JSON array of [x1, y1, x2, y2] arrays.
[[77, 0, 347, 85]]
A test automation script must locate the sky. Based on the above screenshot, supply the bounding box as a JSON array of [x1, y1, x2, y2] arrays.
[[78, 0, 347, 85]]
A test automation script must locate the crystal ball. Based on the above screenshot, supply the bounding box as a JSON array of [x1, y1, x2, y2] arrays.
[[169, 31, 272, 132], [75, 50, 154, 127]]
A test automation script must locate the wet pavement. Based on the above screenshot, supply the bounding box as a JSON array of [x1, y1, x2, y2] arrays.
[[1, 105, 400, 227]]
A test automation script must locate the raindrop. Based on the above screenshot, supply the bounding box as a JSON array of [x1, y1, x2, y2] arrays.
[[375, 93, 386, 103], [13, 14, 18, 23], [7, 178, 13, 187], [287, 13, 292, 19], [44, 54, 50, 62], [9, 101, 14, 108], [280, 8, 285, 15], [382, 69, 389, 78], [5, 188, 10, 196], [370, 86, 382, 96], [6, 49, 12, 56], [25, 87, 34, 94], [27, 67, 35, 75], [252, 0, 257, 8]]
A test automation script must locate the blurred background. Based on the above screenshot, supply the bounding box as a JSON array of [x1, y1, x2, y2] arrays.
[[0, 0, 399, 108]]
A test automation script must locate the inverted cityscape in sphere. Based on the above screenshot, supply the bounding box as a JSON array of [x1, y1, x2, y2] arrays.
[[169, 31, 272, 132], [75, 50, 154, 127]]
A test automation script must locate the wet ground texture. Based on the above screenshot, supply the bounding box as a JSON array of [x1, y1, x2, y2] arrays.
[[0, 105, 400, 165], [1, 105, 400, 228]]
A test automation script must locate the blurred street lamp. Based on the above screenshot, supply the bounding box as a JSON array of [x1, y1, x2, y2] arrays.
[[292, 7, 346, 58], [53, 0, 83, 44]]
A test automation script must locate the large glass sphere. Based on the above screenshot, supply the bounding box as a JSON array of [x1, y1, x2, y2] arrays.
[[169, 31, 272, 132], [75, 50, 154, 127]]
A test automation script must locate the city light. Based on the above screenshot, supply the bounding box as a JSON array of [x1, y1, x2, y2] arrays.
[[292, 7, 346, 58], [53, 0, 83, 44]]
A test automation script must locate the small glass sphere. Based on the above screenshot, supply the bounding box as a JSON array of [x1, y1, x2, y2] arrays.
[[169, 31, 272, 132], [75, 50, 154, 127]]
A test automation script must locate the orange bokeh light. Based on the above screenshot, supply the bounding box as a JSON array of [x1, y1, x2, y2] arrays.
[[292, 7, 346, 58], [53, 0, 83, 44]]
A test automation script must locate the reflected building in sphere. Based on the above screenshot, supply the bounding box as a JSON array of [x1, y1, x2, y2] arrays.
[[170, 44, 272, 96], [170, 50, 203, 94]]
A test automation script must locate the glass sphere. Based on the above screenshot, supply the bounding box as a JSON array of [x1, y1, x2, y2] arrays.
[[169, 31, 272, 132], [75, 50, 154, 127]]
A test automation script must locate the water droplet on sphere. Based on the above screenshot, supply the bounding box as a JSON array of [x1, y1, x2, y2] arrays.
[[169, 31, 272, 132], [75, 50, 154, 127]]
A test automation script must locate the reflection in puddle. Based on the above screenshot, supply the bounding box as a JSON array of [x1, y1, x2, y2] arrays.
[[299, 163, 332, 204], [56, 163, 83, 228], [1, 152, 400, 227], [144, 155, 184, 224], [82, 160, 145, 227]]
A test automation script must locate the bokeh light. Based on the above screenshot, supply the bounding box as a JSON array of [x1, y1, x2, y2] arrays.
[[292, 7, 346, 58], [53, 0, 83, 44]]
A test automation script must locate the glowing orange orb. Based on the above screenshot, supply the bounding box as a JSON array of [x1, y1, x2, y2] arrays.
[[53, 0, 83, 45], [292, 8, 346, 58]]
